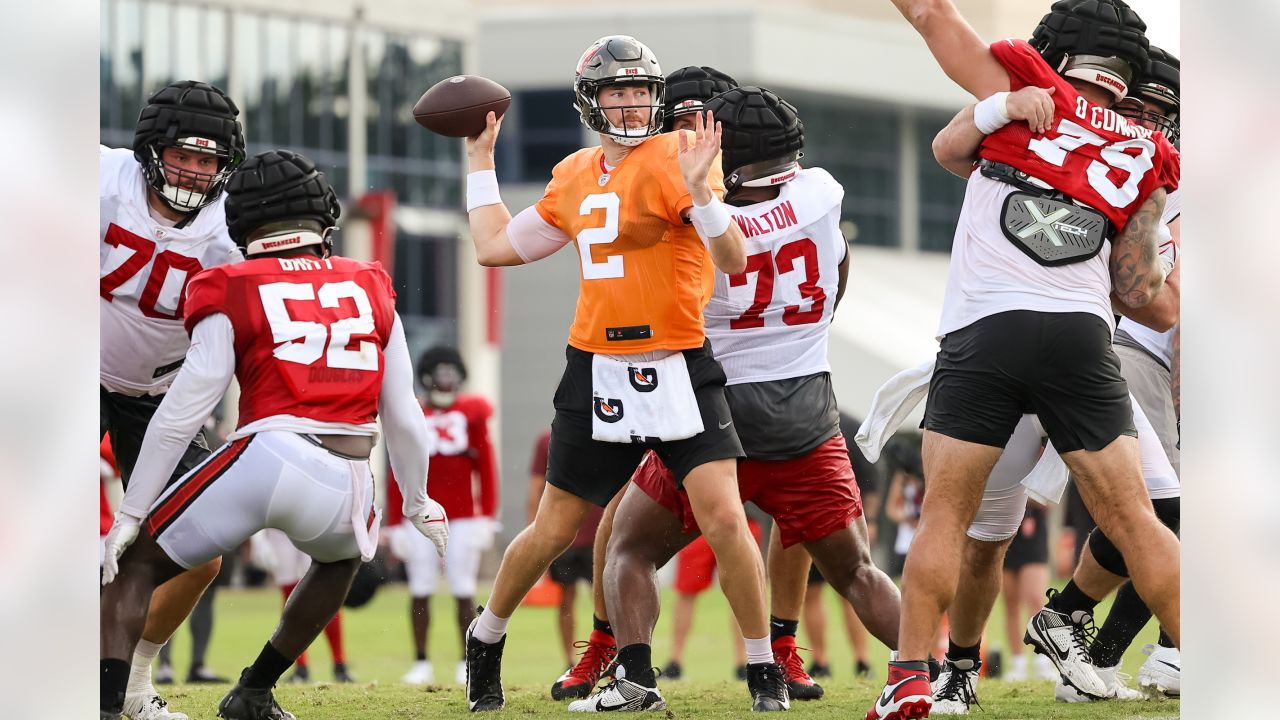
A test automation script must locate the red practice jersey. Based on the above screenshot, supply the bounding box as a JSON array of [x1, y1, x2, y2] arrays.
[[979, 39, 1180, 230], [386, 394, 499, 522], [183, 255, 398, 430], [100, 435, 118, 536]]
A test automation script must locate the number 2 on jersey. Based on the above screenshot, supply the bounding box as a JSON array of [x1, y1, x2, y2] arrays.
[[577, 192, 623, 280], [259, 281, 378, 370], [730, 238, 826, 329]]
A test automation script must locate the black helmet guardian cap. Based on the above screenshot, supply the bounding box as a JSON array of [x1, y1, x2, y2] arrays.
[[224, 150, 341, 258], [706, 87, 805, 199], [663, 66, 738, 132], [1029, 0, 1150, 102], [133, 80, 245, 212]]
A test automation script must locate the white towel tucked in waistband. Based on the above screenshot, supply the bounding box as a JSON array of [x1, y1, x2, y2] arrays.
[[855, 360, 935, 462], [590, 352, 704, 443], [1021, 439, 1069, 505]]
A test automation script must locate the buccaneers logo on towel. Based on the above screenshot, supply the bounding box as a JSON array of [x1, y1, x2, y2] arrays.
[[628, 367, 658, 393], [594, 396, 624, 423]]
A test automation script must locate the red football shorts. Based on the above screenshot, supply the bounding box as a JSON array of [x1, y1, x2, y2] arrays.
[[631, 434, 863, 549], [672, 519, 762, 595]]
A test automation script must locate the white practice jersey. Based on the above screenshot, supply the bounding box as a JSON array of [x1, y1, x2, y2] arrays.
[[937, 173, 1115, 339], [100, 146, 241, 396], [1116, 188, 1181, 366], [704, 167, 846, 385]]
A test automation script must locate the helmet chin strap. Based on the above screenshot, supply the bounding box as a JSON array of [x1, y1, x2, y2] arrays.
[[602, 115, 655, 146], [429, 389, 457, 408]]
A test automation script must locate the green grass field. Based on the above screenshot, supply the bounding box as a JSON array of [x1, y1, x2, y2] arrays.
[[155, 582, 1179, 719]]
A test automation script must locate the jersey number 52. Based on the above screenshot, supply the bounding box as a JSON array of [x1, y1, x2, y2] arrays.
[[259, 281, 379, 370]]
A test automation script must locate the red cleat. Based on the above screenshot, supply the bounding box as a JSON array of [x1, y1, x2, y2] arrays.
[[771, 636, 824, 700], [551, 629, 618, 700], [864, 662, 933, 720]]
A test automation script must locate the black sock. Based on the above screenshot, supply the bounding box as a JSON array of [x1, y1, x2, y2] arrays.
[[769, 616, 799, 642], [415, 650, 427, 661], [1158, 629, 1175, 648], [616, 643, 655, 687], [1049, 581, 1100, 615], [593, 615, 614, 637], [890, 659, 930, 674], [946, 638, 981, 663], [101, 658, 130, 714], [1090, 581, 1152, 668], [243, 642, 293, 689]]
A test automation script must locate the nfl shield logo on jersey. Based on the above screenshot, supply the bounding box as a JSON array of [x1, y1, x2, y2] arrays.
[[628, 367, 658, 393]]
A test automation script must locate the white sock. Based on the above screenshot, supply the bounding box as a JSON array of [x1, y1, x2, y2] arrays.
[[127, 639, 166, 696], [744, 636, 773, 666], [472, 608, 510, 645]]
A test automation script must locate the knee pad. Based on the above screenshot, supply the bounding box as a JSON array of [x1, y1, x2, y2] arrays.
[[1152, 496, 1180, 535], [1087, 527, 1128, 577]]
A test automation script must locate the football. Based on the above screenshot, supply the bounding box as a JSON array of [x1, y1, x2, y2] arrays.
[[412, 75, 511, 138]]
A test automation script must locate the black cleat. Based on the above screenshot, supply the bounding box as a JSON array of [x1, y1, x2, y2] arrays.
[[217, 669, 297, 720], [746, 662, 791, 712], [188, 665, 230, 684], [465, 611, 506, 711], [284, 664, 309, 684], [807, 661, 831, 679], [662, 660, 683, 680], [332, 662, 355, 683]]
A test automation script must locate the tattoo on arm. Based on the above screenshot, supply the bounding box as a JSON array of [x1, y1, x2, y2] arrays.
[[1109, 187, 1166, 308]]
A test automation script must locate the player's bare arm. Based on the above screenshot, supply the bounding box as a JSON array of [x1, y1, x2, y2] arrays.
[[887, 0, 1009, 98], [1109, 186, 1167, 309], [834, 248, 851, 311], [464, 111, 526, 267], [1112, 214, 1179, 331], [679, 110, 747, 274], [1171, 323, 1181, 419], [933, 86, 1057, 178]]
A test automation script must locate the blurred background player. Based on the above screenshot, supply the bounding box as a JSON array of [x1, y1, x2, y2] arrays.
[[100, 149, 450, 720], [100, 79, 245, 720], [661, 520, 762, 681], [390, 346, 499, 686], [459, 35, 782, 713], [548, 63, 741, 702], [998, 503, 1055, 682], [249, 529, 354, 684], [525, 429, 606, 672]]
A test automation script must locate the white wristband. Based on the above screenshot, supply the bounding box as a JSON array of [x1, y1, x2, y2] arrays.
[[466, 170, 502, 212], [690, 195, 732, 240], [973, 92, 1011, 135]]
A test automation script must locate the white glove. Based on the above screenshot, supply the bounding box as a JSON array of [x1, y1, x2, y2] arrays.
[[406, 499, 449, 558], [474, 517, 500, 551], [101, 512, 142, 586]]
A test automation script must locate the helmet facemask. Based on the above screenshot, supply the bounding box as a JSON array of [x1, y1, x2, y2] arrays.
[[144, 136, 238, 212], [1113, 89, 1180, 148], [575, 79, 665, 146]]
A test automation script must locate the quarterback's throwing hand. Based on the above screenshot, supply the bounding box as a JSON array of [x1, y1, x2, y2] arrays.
[[409, 499, 450, 558], [465, 111, 503, 170], [678, 110, 723, 200], [101, 513, 142, 586]]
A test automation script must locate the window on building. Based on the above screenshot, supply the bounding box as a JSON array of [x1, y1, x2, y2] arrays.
[[916, 111, 967, 252], [784, 91, 901, 248], [498, 89, 582, 183]]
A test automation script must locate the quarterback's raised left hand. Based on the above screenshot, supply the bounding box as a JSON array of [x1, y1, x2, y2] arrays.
[[101, 512, 142, 586], [678, 110, 722, 204], [408, 499, 450, 558]]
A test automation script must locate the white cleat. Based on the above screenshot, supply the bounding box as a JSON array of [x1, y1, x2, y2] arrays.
[[456, 660, 468, 686], [1098, 665, 1145, 700], [1033, 653, 1058, 681], [122, 694, 189, 720], [1137, 644, 1180, 697], [402, 660, 434, 685], [931, 657, 980, 714], [1024, 605, 1108, 699], [568, 675, 667, 712]]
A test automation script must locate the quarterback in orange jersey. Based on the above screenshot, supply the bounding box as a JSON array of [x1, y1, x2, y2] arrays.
[[459, 35, 788, 713]]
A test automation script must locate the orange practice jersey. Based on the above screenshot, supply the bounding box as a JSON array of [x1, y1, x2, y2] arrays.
[[535, 132, 725, 353]]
